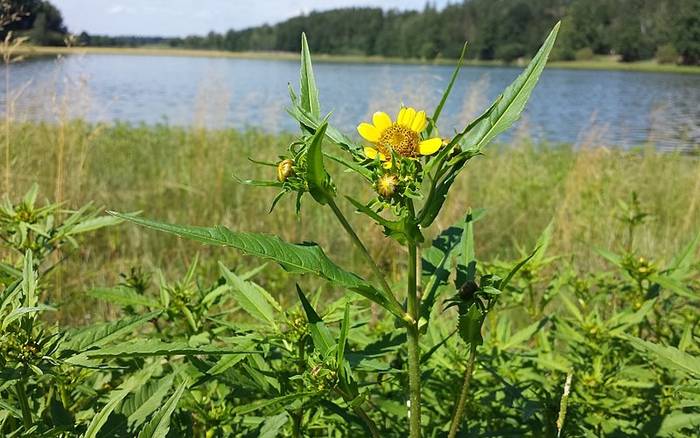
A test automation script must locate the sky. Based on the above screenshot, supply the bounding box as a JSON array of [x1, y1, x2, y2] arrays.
[[53, 0, 452, 37]]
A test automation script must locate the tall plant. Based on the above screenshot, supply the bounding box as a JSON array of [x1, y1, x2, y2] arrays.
[[113, 23, 560, 437]]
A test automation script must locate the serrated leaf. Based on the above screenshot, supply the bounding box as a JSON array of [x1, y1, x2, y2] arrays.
[[84, 368, 154, 438], [68, 339, 255, 361], [89, 287, 161, 309], [219, 263, 277, 329], [61, 312, 160, 353], [137, 380, 187, 438], [459, 22, 559, 151], [123, 374, 175, 428], [625, 336, 700, 378], [109, 212, 405, 320], [259, 412, 290, 438], [458, 303, 484, 347]]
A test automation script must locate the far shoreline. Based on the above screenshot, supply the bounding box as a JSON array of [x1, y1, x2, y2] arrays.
[[17, 45, 700, 75]]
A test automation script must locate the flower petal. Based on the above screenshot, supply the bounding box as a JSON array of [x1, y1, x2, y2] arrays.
[[397, 107, 407, 126], [372, 112, 392, 131], [382, 160, 393, 169], [418, 138, 443, 155], [357, 123, 380, 142], [411, 111, 427, 133], [401, 107, 416, 128], [364, 146, 379, 159]]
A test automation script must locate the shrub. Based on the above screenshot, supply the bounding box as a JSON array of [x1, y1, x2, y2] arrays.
[[656, 43, 679, 64], [574, 47, 594, 61]]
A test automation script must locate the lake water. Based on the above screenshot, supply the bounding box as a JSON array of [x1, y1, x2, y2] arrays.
[[6, 54, 700, 150]]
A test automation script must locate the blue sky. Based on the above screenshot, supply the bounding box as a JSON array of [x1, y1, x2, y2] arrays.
[[53, 1, 452, 37]]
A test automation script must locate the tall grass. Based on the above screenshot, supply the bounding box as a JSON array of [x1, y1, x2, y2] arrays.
[[4, 119, 699, 322]]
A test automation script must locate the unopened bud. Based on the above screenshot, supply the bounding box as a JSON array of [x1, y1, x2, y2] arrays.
[[376, 174, 399, 198], [277, 159, 295, 182]]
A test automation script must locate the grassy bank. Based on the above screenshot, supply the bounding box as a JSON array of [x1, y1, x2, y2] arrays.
[[20, 45, 700, 75], [3, 121, 699, 321]]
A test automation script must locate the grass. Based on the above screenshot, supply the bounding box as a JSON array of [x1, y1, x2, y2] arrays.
[[19, 45, 700, 75], [4, 120, 699, 323]]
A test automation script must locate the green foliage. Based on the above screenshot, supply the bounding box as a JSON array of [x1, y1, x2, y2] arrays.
[[3, 25, 700, 438]]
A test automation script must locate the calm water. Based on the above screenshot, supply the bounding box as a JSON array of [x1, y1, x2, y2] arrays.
[[6, 54, 700, 150]]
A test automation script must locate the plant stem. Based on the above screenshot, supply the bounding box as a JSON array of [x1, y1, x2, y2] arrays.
[[15, 379, 32, 430], [448, 345, 477, 438], [406, 243, 422, 438], [327, 199, 402, 311]]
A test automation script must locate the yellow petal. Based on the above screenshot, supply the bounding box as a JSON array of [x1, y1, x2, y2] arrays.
[[357, 123, 380, 142], [401, 107, 416, 128], [372, 111, 392, 132], [364, 146, 379, 159], [382, 160, 393, 169], [411, 111, 427, 133], [397, 107, 407, 126], [418, 138, 443, 155]]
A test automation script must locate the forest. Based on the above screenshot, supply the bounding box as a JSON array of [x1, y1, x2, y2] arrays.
[[79, 0, 700, 65]]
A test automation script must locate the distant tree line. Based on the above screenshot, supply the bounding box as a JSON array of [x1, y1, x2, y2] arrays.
[[9, 0, 700, 65], [0, 0, 67, 46]]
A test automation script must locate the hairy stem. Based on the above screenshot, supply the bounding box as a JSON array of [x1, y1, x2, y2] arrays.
[[448, 345, 477, 438], [327, 199, 402, 311], [15, 379, 32, 430], [406, 243, 422, 438]]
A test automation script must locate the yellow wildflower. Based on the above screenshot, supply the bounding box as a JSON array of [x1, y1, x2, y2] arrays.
[[357, 107, 443, 168]]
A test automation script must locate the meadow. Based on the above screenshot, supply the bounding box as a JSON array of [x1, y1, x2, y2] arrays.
[[1, 27, 699, 437]]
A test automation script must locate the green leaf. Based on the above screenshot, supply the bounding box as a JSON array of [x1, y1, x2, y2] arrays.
[[657, 412, 700, 436], [625, 336, 700, 378], [459, 22, 560, 151], [306, 122, 335, 204], [259, 412, 290, 438], [219, 263, 277, 329], [65, 215, 122, 236], [123, 374, 176, 428], [89, 287, 161, 309], [501, 319, 547, 350], [68, 339, 255, 361], [458, 303, 484, 347], [234, 392, 314, 415], [137, 380, 188, 438], [297, 285, 335, 357], [428, 41, 468, 136], [499, 246, 541, 291], [109, 212, 406, 320], [300, 32, 320, 119], [22, 250, 36, 308], [421, 210, 485, 323], [61, 312, 160, 353], [84, 368, 154, 438]]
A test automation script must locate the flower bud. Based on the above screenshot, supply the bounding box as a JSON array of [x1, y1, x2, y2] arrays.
[[376, 174, 399, 198], [277, 159, 295, 182]]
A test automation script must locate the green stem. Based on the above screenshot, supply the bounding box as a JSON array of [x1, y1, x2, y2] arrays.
[[406, 243, 422, 438], [15, 379, 32, 430], [448, 345, 477, 438], [327, 199, 403, 313]]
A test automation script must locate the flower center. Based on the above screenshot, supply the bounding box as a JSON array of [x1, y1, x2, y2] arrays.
[[377, 124, 419, 158]]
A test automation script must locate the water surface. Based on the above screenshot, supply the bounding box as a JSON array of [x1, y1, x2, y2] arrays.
[[6, 54, 700, 150]]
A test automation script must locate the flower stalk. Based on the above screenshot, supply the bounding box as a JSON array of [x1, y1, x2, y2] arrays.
[[448, 345, 478, 438]]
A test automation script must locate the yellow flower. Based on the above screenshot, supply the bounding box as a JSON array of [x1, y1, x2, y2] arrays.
[[357, 107, 443, 168]]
